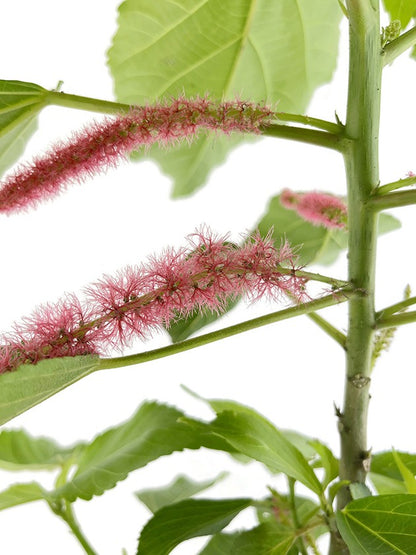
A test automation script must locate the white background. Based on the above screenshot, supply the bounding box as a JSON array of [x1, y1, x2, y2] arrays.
[[0, 2, 415, 554]]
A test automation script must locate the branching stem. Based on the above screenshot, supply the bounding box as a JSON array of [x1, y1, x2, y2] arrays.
[[97, 289, 355, 371]]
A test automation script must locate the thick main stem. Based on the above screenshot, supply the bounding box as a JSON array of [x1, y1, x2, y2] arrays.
[[332, 0, 382, 552]]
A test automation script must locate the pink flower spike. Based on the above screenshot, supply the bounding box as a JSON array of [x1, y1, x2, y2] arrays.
[[297, 192, 347, 229], [0, 228, 307, 373], [280, 188, 301, 210], [280, 188, 347, 229], [0, 97, 273, 215]]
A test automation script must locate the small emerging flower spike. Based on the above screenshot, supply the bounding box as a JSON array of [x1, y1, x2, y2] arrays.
[[0, 228, 306, 373], [280, 188, 347, 229], [0, 97, 273, 214]]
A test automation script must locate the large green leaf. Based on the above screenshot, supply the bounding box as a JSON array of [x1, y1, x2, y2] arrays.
[[0, 429, 75, 470], [0, 355, 100, 426], [136, 472, 227, 513], [336, 494, 416, 554], [55, 401, 225, 502], [136, 497, 252, 555], [0, 482, 47, 511], [382, 0, 416, 28], [108, 0, 342, 196], [0, 80, 47, 177]]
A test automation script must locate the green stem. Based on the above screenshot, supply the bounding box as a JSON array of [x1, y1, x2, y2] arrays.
[[97, 289, 354, 371], [306, 313, 347, 349], [368, 189, 416, 210], [47, 90, 131, 115], [383, 25, 416, 66], [376, 175, 416, 194], [331, 2, 382, 552], [376, 310, 416, 329], [50, 501, 97, 555], [277, 267, 349, 289], [261, 123, 347, 152], [376, 295, 416, 319], [273, 112, 343, 134], [288, 478, 308, 555]]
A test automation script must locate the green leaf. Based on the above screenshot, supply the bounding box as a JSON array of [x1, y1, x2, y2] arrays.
[[382, 0, 416, 28], [208, 407, 322, 495], [336, 494, 416, 554], [0, 482, 47, 511], [259, 492, 325, 540], [136, 497, 252, 555], [199, 533, 241, 554], [182, 391, 322, 493], [392, 450, 416, 494], [168, 297, 240, 343], [136, 472, 228, 513], [371, 451, 416, 481], [0, 355, 100, 426], [0, 80, 47, 177], [108, 0, 342, 196], [0, 429, 74, 470], [56, 401, 220, 502], [230, 522, 296, 554], [349, 482, 373, 500], [309, 440, 339, 488], [370, 473, 407, 495]]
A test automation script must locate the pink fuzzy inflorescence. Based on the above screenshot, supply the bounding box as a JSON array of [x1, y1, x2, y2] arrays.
[[0, 228, 306, 373], [0, 97, 273, 214], [280, 189, 347, 229]]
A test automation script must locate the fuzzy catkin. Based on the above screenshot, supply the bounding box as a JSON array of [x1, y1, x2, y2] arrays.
[[0, 97, 273, 214], [0, 229, 306, 373], [280, 188, 347, 229]]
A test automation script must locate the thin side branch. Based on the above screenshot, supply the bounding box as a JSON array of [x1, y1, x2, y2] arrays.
[[376, 310, 416, 330], [376, 295, 416, 319], [261, 123, 348, 152], [98, 288, 355, 371], [376, 175, 416, 195], [306, 313, 347, 349], [368, 189, 416, 211], [273, 112, 343, 134], [383, 25, 416, 66]]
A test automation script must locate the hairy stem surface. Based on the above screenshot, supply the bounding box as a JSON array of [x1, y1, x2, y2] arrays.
[[331, 0, 382, 552]]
